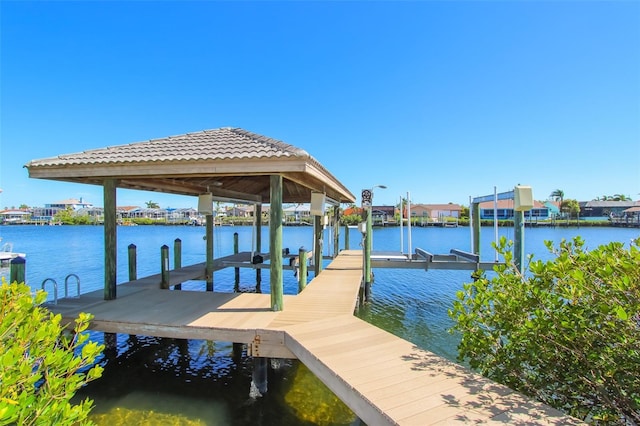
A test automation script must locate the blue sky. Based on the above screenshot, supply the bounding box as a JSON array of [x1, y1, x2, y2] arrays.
[[1, 1, 639, 210]]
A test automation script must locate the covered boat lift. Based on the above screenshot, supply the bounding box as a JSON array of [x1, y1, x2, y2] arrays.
[[25, 127, 356, 311]]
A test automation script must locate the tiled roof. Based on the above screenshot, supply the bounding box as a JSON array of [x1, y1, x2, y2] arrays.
[[27, 128, 310, 167], [25, 127, 356, 204], [582, 200, 637, 208]]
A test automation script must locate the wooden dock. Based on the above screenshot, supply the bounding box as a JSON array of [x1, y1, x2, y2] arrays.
[[47, 250, 581, 425]]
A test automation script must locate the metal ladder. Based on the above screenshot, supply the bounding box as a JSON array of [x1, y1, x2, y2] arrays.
[[41, 273, 81, 305]]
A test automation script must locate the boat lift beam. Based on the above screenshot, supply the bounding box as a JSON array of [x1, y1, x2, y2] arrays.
[[470, 185, 533, 272], [371, 248, 500, 272], [471, 190, 515, 204]]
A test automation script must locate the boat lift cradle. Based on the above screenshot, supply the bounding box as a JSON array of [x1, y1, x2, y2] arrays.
[[370, 248, 499, 271], [368, 186, 533, 272]]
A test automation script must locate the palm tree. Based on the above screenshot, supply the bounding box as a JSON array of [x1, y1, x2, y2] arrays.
[[396, 197, 409, 219], [145, 200, 160, 209], [613, 194, 630, 201], [550, 189, 565, 217]]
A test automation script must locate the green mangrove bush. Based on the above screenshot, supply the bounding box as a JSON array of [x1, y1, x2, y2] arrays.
[[0, 279, 104, 425], [450, 236, 640, 424]]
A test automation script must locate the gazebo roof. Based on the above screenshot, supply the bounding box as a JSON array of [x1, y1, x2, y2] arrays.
[[25, 127, 355, 205]]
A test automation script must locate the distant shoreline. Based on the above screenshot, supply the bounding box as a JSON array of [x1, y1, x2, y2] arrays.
[[1, 220, 637, 228]]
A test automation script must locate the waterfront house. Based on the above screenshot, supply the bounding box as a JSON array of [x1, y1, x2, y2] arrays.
[[341, 205, 394, 225], [0, 209, 31, 224], [30, 197, 94, 222], [478, 199, 550, 221], [48, 197, 93, 210], [225, 205, 254, 218], [283, 204, 311, 223], [410, 203, 463, 224], [619, 205, 640, 226], [168, 208, 198, 223], [543, 200, 561, 218], [342, 206, 362, 216], [371, 205, 394, 225], [245, 204, 270, 219], [579, 200, 638, 219], [125, 207, 168, 221]]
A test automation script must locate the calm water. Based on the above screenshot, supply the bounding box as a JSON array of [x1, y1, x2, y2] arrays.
[[1, 224, 638, 425]]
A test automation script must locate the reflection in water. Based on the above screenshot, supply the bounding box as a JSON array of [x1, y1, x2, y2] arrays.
[[76, 334, 357, 426]]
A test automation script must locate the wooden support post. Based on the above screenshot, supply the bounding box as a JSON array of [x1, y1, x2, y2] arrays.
[[103, 178, 117, 300], [514, 210, 525, 272], [206, 214, 214, 291], [232, 342, 244, 364], [269, 175, 283, 311], [313, 215, 323, 275], [344, 224, 350, 250], [364, 207, 372, 301], [298, 247, 307, 292], [174, 238, 182, 290], [472, 202, 481, 257], [176, 339, 189, 375], [333, 206, 340, 258], [9, 256, 25, 284], [359, 284, 365, 309], [255, 204, 262, 293], [127, 244, 137, 281], [104, 332, 117, 360], [160, 244, 170, 289], [251, 357, 268, 397], [234, 232, 240, 292]]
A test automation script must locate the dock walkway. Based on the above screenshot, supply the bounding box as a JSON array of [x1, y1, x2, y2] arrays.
[[47, 250, 580, 425]]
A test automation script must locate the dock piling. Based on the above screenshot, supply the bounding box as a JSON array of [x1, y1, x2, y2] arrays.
[[174, 238, 182, 290], [234, 232, 240, 292], [104, 332, 117, 360], [298, 247, 307, 292], [250, 357, 269, 398], [333, 206, 340, 257], [364, 209, 372, 301], [128, 244, 137, 281], [255, 203, 262, 292], [344, 224, 350, 250], [313, 215, 323, 275], [9, 256, 26, 284], [206, 214, 214, 291], [160, 244, 170, 289], [269, 175, 283, 311]]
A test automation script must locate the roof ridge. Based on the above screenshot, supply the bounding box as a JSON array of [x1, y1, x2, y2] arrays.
[[227, 128, 310, 157]]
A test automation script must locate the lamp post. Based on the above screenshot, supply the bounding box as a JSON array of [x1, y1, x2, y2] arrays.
[[362, 185, 386, 301]]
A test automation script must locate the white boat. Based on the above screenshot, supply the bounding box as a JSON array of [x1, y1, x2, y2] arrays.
[[0, 240, 26, 266]]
